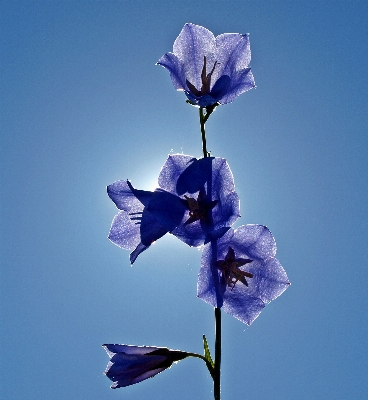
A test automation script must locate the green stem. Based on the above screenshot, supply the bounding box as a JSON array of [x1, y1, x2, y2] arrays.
[[199, 107, 208, 158], [186, 352, 215, 378], [214, 307, 221, 400]]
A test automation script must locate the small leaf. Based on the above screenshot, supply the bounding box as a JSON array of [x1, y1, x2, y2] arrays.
[[202, 334, 214, 369]]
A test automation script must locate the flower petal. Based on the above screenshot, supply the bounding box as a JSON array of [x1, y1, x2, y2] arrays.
[[108, 211, 141, 250], [215, 33, 252, 77], [146, 189, 187, 231], [232, 224, 277, 260], [218, 68, 255, 104], [173, 23, 216, 91], [107, 180, 153, 210], [156, 52, 186, 90], [250, 257, 290, 303], [105, 352, 167, 388]]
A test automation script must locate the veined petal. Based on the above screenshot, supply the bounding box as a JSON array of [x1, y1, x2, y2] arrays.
[[173, 23, 216, 90], [232, 224, 277, 259], [215, 33, 251, 77], [156, 52, 186, 90], [197, 226, 290, 325], [108, 211, 141, 250], [107, 180, 153, 210], [108, 208, 168, 265], [217, 68, 255, 104], [251, 257, 290, 303]]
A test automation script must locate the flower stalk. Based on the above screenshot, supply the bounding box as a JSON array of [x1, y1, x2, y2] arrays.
[[199, 104, 217, 158], [214, 307, 222, 400]]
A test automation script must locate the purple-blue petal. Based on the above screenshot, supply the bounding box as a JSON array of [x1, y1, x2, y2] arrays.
[[108, 207, 168, 264], [251, 257, 290, 303], [146, 189, 187, 231], [172, 23, 216, 91], [108, 211, 141, 250], [215, 33, 252, 77], [156, 52, 186, 91], [209, 75, 231, 100], [218, 68, 255, 105], [232, 224, 277, 260], [107, 180, 153, 210], [103, 344, 160, 357], [103, 351, 167, 388], [185, 91, 218, 107], [159, 155, 235, 197]]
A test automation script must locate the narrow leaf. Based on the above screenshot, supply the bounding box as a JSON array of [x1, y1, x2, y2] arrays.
[[202, 334, 214, 369]]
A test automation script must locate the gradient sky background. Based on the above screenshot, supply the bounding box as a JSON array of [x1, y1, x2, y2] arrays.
[[1, 1, 368, 399]]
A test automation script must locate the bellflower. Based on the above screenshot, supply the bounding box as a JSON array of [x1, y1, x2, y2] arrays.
[[197, 225, 290, 325], [103, 344, 188, 388], [108, 154, 240, 263], [148, 154, 240, 247], [157, 23, 255, 107]]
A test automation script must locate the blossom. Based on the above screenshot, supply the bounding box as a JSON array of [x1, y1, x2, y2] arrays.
[[103, 344, 188, 388], [157, 23, 255, 107], [148, 154, 240, 247], [197, 225, 290, 325], [107, 154, 240, 263]]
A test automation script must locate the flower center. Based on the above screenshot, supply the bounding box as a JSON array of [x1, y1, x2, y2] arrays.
[[216, 247, 253, 289], [186, 56, 218, 97], [183, 189, 218, 225]]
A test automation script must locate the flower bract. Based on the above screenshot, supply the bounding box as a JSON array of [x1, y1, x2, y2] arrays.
[[197, 225, 290, 325], [103, 344, 188, 388], [157, 23, 255, 107]]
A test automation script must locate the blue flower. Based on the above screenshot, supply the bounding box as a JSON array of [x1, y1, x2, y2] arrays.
[[197, 225, 290, 325], [107, 154, 240, 262], [148, 154, 240, 247], [103, 344, 188, 388], [157, 23, 255, 107]]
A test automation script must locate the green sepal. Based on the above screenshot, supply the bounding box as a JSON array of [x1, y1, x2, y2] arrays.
[[203, 334, 214, 370]]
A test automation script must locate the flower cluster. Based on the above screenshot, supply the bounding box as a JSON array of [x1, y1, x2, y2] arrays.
[[108, 154, 240, 263], [103, 22, 290, 392], [108, 154, 289, 324]]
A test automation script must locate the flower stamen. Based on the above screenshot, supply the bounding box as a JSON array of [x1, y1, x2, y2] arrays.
[[183, 189, 218, 225], [216, 247, 253, 289]]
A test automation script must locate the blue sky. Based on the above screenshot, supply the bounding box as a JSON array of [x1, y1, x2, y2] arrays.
[[1, 1, 368, 399]]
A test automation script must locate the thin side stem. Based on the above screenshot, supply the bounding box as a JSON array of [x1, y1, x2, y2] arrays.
[[186, 352, 215, 378], [214, 307, 221, 400]]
